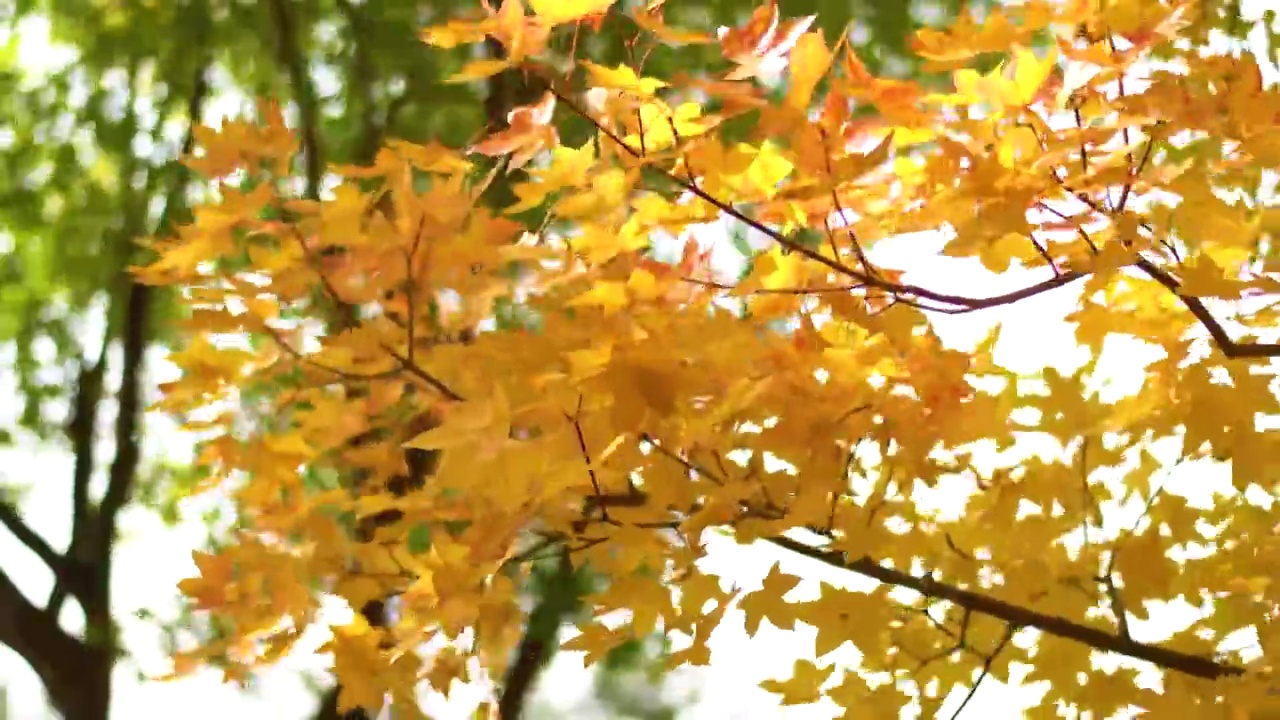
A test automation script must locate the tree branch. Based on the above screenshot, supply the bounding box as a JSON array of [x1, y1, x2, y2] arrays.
[[98, 44, 212, 571], [499, 549, 578, 720], [333, 0, 385, 167], [68, 349, 106, 557], [0, 566, 96, 719], [546, 82, 1280, 361], [1133, 256, 1280, 358], [768, 536, 1242, 681], [48, 343, 109, 618], [267, 0, 323, 200], [0, 502, 69, 586], [947, 624, 1015, 720]]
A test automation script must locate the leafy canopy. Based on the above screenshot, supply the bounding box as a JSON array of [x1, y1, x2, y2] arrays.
[[137, 0, 1280, 716]]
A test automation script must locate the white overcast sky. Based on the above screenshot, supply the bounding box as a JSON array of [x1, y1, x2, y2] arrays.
[[2, 3, 1279, 718]]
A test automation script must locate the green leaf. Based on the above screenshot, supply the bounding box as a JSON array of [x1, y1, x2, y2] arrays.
[[406, 522, 433, 554], [790, 227, 826, 251]]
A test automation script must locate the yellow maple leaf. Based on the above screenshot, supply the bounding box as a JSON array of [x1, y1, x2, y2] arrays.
[[581, 61, 668, 97], [404, 390, 510, 452], [739, 562, 801, 636], [760, 659, 834, 705], [1178, 255, 1247, 299], [785, 31, 832, 110], [445, 58, 514, 84], [561, 621, 630, 666], [567, 280, 630, 314], [527, 0, 613, 26]]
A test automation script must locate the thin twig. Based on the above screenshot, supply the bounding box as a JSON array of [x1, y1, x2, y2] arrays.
[[567, 396, 609, 522], [947, 624, 1015, 720]]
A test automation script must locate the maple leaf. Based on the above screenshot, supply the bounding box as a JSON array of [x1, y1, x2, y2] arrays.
[[469, 90, 559, 170], [631, 0, 712, 46], [178, 551, 235, 610], [842, 50, 924, 122], [485, 0, 551, 61], [785, 32, 832, 110], [527, 0, 614, 26], [716, 0, 815, 81], [739, 562, 801, 636], [760, 659, 834, 705], [581, 61, 668, 98]]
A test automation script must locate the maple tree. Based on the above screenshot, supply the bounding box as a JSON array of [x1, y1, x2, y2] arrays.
[[133, 0, 1280, 717]]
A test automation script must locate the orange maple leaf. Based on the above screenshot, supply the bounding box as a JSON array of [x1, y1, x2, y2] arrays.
[[717, 0, 815, 81], [480, 0, 551, 61], [469, 91, 560, 170]]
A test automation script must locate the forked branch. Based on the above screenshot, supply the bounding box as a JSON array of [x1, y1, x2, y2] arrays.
[[769, 536, 1241, 681], [544, 82, 1280, 361]]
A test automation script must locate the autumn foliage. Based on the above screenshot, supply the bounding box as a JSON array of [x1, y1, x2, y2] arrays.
[[136, 0, 1280, 717]]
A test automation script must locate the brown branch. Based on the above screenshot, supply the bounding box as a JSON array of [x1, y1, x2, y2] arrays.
[[267, 0, 323, 200], [53, 57, 156, 623], [1043, 179, 1280, 359], [382, 346, 465, 402], [768, 536, 1242, 681], [480, 39, 565, 720], [639, 432, 1240, 680], [947, 624, 1015, 720], [332, 0, 416, 167], [1107, 33, 1134, 214], [0, 502, 73, 591], [50, 345, 109, 618], [1078, 439, 1132, 640], [0, 567, 100, 720], [333, 0, 380, 166], [553, 84, 1280, 361], [545, 82, 1093, 311], [87, 268, 151, 612], [258, 318, 402, 383], [1117, 136, 1155, 213], [566, 397, 608, 522], [499, 548, 575, 720], [99, 57, 210, 551], [1132, 256, 1280, 358], [819, 127, 876, 277]]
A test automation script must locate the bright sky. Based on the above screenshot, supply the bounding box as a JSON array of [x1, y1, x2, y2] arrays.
[[2, 4, 1279, 719]]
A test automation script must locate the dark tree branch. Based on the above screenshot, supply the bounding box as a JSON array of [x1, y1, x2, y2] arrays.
[[48, 341, 110, 619], [481, 38, 570, 720], [499, 549, 578, 720], [632, 433, 1245, 685], [52, 55, 153, 623], [0, 502, 71, 589], [93, 287, 148, 582], [69, 347, 106, 555], [0, 567, 97, 720], [0, 14, 211, 720], [267, 0, 323, 200], [333, 0, 386, 166], [98, 57, 210, 565], [545, 82, 1280, 361], [768, 536, 1242, 681], [1133, 256, 1279, 358], [297, 6, 405, 714]]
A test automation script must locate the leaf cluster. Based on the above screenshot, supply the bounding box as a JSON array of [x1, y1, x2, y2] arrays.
[[138, 1, 1280, 717]]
